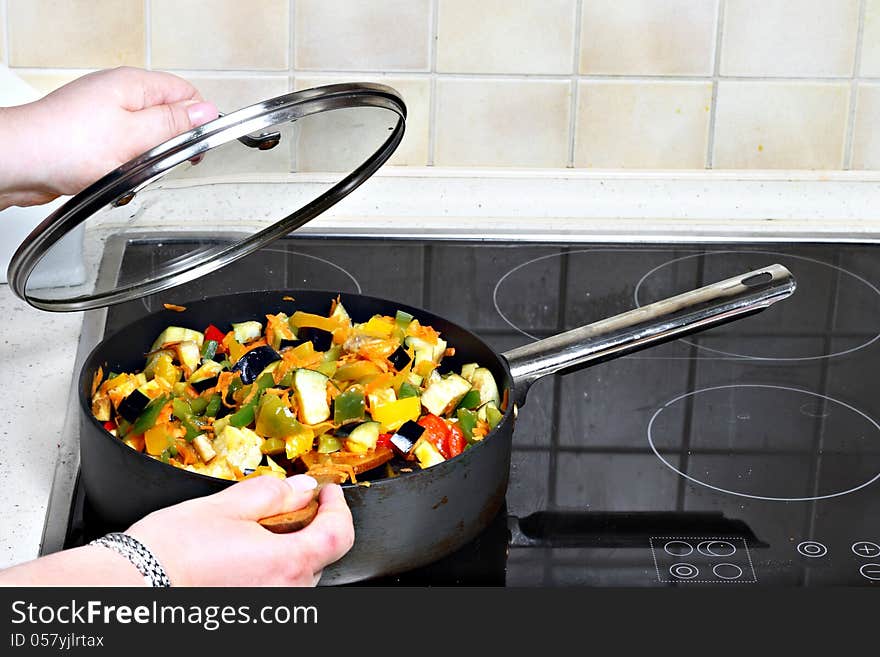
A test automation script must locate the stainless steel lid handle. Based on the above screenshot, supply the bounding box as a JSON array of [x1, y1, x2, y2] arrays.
[[502, 264, 796, 407]]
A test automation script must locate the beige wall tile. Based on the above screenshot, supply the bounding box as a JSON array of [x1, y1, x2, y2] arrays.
[[151, 0, 288, 70], [574, 81, 711, 169], [852, 84, 880, 170], [295, 75, 429, 166], [862, 0, 880, 77], [437, 0, 576, 74], [580, 0, 717, 75], [721, 0, 859, 77], [295, 0, 430, 71], [1, 2, 6, 64], [8, 0, 144, 68], [182, 75, 289, 113], [434, 79, 570, 167], [15, 70, 92, 97], [713, 82, 849, 169]]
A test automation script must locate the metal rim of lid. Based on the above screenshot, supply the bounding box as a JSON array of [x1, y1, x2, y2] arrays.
[[8, 82, 407, 312]]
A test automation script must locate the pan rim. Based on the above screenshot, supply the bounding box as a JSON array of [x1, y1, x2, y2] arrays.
[[78, 288, 518, 493]]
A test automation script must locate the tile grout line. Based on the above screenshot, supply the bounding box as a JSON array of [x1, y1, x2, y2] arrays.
[[844, 0, 868, 169], [2, 0, 9, 66], [706, 0, 726, 169], [144, 0, 151, 69], [8, 64, 880, 86], [566, 0, 584, 168], [427, 0, 439, 167], [287, 0, 296, 92]]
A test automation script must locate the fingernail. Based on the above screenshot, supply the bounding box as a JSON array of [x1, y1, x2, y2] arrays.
[[287, 474, 318, 493], [185, 101, 218, 127]]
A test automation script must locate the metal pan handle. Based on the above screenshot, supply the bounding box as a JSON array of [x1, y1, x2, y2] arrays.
[[502, 264, 796, 407]]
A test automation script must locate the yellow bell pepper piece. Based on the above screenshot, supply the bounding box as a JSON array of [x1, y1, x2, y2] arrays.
[[358, 316, 396, 338], [145, 425, 174, 456], [335, 360, 382, 382], [285, 426, 316, 460], [290, 311, 340, 333], [371, 396, 422, 432]]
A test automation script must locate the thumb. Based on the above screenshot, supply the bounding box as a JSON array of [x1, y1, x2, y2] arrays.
[[127, 100, 218, 153], [208, 474, 318, 521]]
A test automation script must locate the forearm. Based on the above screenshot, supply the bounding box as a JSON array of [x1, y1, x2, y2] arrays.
[[0, 104, 59, 210], [0, 545, 145, 587]]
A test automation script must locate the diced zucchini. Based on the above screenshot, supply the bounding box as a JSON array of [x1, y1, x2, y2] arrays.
[[213, 425, 263, 472], [175, 340, 201, 373], [293, 369, 330, 425], [405, 336, 447, 367], [367, 387, 396, 411], [420, 373, 472, 416], [471, 367, 500, 406], [317, 434, 343, 454], [150, 326, 204, 351], [406, 372, 423, 386], [426, 369, 442, 386], [136, 378, 166, 400], [232, 321, 263, 344], [460, 363, 478, 382], [189, 360, 224, 386], [346, 421, 381, 453], [192, 434, 216, 462], [414, 439, 445, 469]]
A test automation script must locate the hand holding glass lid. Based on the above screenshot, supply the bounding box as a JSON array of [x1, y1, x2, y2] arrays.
[[0, 67, 219, 211]]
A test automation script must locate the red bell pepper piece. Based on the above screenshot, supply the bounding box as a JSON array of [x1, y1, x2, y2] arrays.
[[376, 432, 393, 450], [102, 420, 116, 432], [204, 324, 228, 354]]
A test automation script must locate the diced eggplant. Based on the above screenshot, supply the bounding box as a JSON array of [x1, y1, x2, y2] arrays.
[[232, 321, 263, 344], [298, 327, 333, 352], [420, 373, 472, 416], [471, 367, 501, 406], [278, 338, 306, 351], [189, 360, 224, 392], [388, 420, 425, 456], [117, 389, 151, 423], [387, 345, 412, 371], [150, 326, 205, 351], [293, 368, 330, 425], [345, 421, 381, 453], [231, 346, 281, 385]]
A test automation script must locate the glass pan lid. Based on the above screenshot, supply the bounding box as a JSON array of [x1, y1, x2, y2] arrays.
[[8, 83, 406, 312]]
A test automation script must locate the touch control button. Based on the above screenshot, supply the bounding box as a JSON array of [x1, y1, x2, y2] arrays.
[[797, 541, 828, 558], [697, 540, 737, 557], [663, 540, 694, 557], [712, 563, 744, 580], [852, 542, 880, 558], [859, 564, 880, 581], [669, 563, 699, 580]]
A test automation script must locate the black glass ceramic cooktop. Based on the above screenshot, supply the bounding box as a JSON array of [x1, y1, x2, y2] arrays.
[[65, 236, 880, 586]]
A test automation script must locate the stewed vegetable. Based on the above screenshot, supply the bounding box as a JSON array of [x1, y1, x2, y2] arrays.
[[90, 298, 505, 484]]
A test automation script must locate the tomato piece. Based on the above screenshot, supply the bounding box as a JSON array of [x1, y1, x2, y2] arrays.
[[447, 424, 466, 458], [418, 414, 451, 459]]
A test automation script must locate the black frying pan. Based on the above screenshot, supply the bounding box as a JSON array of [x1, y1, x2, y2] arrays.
[[78, 264, 795, 584]]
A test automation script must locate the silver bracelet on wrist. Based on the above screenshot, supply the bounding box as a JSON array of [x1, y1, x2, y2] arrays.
[[89, 532, 172, 587]]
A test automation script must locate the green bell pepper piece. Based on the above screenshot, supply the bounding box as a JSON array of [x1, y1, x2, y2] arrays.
[[486, 405, 504, 430], [395, 310, 413, 328], [255, 394, 300, 439], [204, 394, 222, 418], [189, 396, 210, 415], [171, 398, 205, 442], [128, 395, 168, 437], [200, 339, 218, 361], [317, 434, 343, 453], [333, 388, 365, 425], [456, 408, 479, 443], [398, 381, 420, 399], [229, 373, 276, 428], [456, 389, 481, 410]]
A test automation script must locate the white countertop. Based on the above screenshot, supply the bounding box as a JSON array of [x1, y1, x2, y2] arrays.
[[1, 168, 879, 571], [0, 285, 81, 569]]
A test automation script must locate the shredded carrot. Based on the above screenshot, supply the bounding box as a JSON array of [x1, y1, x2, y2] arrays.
[[283, 295, 295, 301], [91, 366, 103, 398], [214, 371, 237, 408], [406, 320, 440, 344], [364, 372, 394, 395], [163, 303, 187, 312], [500, 388, 510, 412], [444, 348, 456, 357]]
